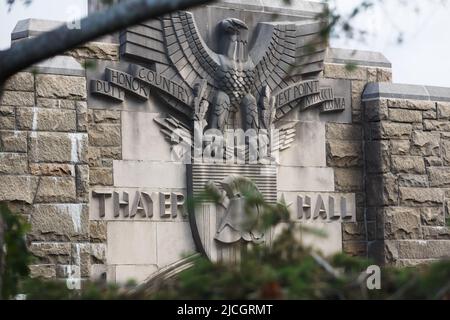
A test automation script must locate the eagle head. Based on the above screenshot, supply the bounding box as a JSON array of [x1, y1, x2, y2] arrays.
[[219, 18, 249, 62]]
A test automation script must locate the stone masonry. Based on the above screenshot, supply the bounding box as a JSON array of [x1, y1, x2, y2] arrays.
[[323, 61, 393, 258], [363, 85, 450, 266], [0, 69, 90, 279], [0, 39, 119, 280]]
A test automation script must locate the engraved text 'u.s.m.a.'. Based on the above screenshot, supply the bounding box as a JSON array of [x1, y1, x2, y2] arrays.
[[92, 190, 186, 219]]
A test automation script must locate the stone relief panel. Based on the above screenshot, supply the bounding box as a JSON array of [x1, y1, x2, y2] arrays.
[[85, 7, 358, 283]]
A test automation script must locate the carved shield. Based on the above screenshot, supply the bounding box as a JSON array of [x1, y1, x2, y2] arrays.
[[187, 163, 277, 262]]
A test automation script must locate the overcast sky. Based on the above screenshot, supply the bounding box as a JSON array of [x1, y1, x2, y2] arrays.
[[0, 0, 449, 87]]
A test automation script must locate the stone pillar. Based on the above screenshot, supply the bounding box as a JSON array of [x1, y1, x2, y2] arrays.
[[363, 83, 450, 266], [323, 49, 392, 258]]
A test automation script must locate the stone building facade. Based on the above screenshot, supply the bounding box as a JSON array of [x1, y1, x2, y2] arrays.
[[0, 0, 449, 283]]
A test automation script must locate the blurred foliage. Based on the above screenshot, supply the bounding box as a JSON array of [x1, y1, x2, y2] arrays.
[[1, 193, 449, 300], [0, 203, 31, 299]]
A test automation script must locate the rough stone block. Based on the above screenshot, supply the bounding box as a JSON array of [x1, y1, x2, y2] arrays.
[[383, 240, 399, 262], [0, 91, 34, 106], [35, 176, 77, 203], [443, 139, 450, 165], [76, 101, 88, 132], [410, 131, 440, 156], [372, 122, 412, 140], [397, 240, 450, 259], [377, 68, 392, 82], [93, 110, 121, 123], [29, 132, 88, 163], [36, 74, 86, 100], [87, 147, 102, 167], [327, 140, 362, 168], [29, 242, 71, 264], [88, 124, 121, 147], [0, 153, 28, 174], [422, 226, 450, 240], [437, 102, 450, 120], [89, 167, 113, 186], [99, 147, 121, 160], [0, 106, 15, 130], [3, 72, 34, 91], [326, 123, 361, 140], [364, 99, 388, 122], [72, 243, 90, 277], [428, 167, 450, 187], [387, 99, 436, 111], [16, 107, 77, 132], [423, 120, 450, 132], [29, 265, 56, 279], [29, 204, 88, 241], [389, 109, 422, 123], [342, 222, 366, 241], [76, 165, 89, 202], [90, 221, 107, 242], [30, 163, 74, 176], [36, 98, 78, 110], [421, 207, 445, 226], [91, 243, 106, 263], [343, 241, 367, 257], [0, 175, 38, 204], [399, 188, 443, 206], [1, 107, 15, 117], [384, 207, 422, 240], [365, 140, 390, 173], [324, 63, 368, 80], [334, 168, 363, 192], [351, 80, 366, 111], [0, 116, 14, 130], [395, 259, 439, 267], [391, 156, 425, 174], [424, 156, 442, 167], [390, 140, 410, 155], [366, 173, 398, 207], [398, 174, 429, 188], [0, 130, 27, 152], [423, 109, 437, 120]]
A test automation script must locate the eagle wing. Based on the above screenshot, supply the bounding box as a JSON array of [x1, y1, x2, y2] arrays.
[[120, 11, 220, 116], [154, 116, 192, 162], [271, 121, 297, 153], [249, 20, 327, 119]]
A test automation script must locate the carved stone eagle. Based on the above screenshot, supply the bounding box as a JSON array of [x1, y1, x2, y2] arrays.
[[120, 11, 327, 131]]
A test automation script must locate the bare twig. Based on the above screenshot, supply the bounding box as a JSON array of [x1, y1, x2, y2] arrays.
[[0, 0, 213, 84]]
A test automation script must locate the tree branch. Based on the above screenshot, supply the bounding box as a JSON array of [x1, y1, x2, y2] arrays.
[[0, 0, 214, 83]]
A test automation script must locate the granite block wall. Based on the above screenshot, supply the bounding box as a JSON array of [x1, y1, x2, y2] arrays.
[[363, 87, 450, 266], [0, 69, 90, 279]]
